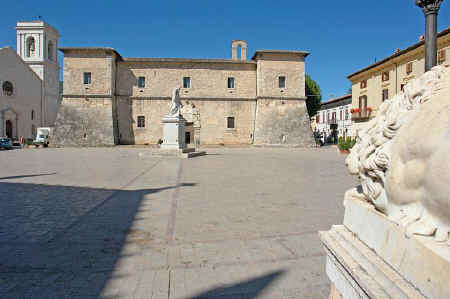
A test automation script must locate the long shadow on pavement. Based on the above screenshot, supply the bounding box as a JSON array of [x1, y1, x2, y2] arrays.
[[0, 181, 195, 298], [188, 270, 285, 299]]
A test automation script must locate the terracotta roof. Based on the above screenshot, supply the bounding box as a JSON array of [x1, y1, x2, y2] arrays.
[[347, 27, 450, 79], [323, 94, 352, 105]]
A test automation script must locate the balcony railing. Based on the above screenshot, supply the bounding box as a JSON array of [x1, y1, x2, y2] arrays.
[[351, 108, 372, 120]]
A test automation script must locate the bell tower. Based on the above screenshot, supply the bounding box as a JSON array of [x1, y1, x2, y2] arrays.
[[16, 20, 60, 125]]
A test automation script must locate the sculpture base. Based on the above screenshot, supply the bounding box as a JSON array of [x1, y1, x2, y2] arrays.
[[161, 116, 186, 150], [319, 198, 450, 299]]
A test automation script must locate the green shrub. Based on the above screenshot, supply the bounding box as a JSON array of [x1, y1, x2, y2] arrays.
[[24, 138, 34, 145], [338, 136, 357, 151], [157, 138, 163, 145]]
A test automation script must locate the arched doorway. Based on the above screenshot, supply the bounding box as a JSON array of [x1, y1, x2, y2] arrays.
[[5, 120, 13, 138]]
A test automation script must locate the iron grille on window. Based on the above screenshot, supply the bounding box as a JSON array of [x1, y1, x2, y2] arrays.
[[137, 116, 145, 128]]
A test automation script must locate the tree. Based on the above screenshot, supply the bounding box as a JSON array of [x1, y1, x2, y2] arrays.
[[305, 74, 322, 118]]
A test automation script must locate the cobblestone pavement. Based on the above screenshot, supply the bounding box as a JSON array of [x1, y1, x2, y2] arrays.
[[0, 147, 356, 298]]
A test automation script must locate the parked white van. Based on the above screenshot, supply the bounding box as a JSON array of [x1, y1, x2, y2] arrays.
[[34, 127, 52, 147]]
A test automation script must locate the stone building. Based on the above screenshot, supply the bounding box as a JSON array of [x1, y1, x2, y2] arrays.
[[53, 40, 315, 147], [315, 94, 352, 142], [0, 21, 60, 139], [348, 27, 450, 136]]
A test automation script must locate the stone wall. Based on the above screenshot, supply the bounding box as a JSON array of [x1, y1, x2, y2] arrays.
[[254, 99, 315, 146], [52, 49, 119, 146], [120, 97, 256, 145], [55, 47, 315, 147], [52, 97, 115, 146]]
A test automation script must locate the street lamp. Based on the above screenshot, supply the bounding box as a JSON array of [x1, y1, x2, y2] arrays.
[[415, 0, 444, 71]]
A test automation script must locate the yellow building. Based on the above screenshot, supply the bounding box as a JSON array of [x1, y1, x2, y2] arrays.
[[347, 27, 450, 136]]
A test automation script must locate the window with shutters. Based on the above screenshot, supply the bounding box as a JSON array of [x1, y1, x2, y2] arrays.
[[406, 62, 413, 75], [438, 49, 446, 65], [382, 71, 389, 82], [359, 95, 367, 110], [137, 116, 145, 128], [360, 80, 367, 89], [382, 89, 389, 102], [345, 108, 349, 120], [340, 110, 343, 121]]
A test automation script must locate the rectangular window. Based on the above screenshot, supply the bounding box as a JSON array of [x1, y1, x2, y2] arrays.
[[316, 114, 320, 123], [406, 62, 413, 75], [227, 77, 235, 89], [400, 84, 405, 91], [227, 116, 235, 129], [83, 72, 91, 85], [345, 108, 349, 120], [137, 116, 145, 128], [360, 80, 367, 89], [183, 77, 191, 88], [278, 76, 286, 88], [138, 76, 146, 88], [382, 71, 389, 82], [340, 110, 343, 121], [382, 89, 389, 102], [438, 49, 446, 64]]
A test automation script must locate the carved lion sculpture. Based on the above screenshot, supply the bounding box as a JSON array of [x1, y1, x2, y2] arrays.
[[345, 66, 450, 244]]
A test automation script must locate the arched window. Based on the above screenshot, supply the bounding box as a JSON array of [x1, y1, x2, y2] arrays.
[[26, 36, 36, 57], [237, 45, 242, 60], [31, 110, 35, 120], [48, 41, 54, 61], [2, 81, 13, 96]]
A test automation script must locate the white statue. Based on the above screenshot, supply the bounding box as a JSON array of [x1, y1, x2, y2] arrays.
[[345, 66, 450, 244], [168, 87, 182, 117]]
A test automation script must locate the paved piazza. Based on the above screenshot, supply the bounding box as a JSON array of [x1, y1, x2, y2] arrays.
[[0, 147, 356, 298]]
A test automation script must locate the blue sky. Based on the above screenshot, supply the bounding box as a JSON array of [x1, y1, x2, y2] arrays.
[[1, 1, 449, 101]]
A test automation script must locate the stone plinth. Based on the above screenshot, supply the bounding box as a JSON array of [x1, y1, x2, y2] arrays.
[[160, 116, 186, 150], [320, 198, 450, 299]]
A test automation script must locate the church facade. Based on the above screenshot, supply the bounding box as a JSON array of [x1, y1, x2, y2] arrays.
[[53, 41, 315, 147], [0, 21, 60, 139]]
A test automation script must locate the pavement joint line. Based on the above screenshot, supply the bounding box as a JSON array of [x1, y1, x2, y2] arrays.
[[165, 159, 183, 244], [44, 158, 164, 244], [168, 229, 319, 246], [276, 238, 299, 259], [155, 251, 326, 272]]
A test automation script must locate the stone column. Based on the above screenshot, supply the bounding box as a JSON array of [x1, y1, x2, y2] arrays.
[[415, 0, 443, 71]]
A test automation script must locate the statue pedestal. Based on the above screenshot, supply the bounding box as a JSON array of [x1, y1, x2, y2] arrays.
[[160, 115, 186, 150], [319, 198, 450, 299]]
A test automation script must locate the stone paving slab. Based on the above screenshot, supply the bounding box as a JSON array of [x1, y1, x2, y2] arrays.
[[0, 147, 355, 298]]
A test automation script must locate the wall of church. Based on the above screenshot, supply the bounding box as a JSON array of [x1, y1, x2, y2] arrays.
[[0, 47, 42, 139]]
